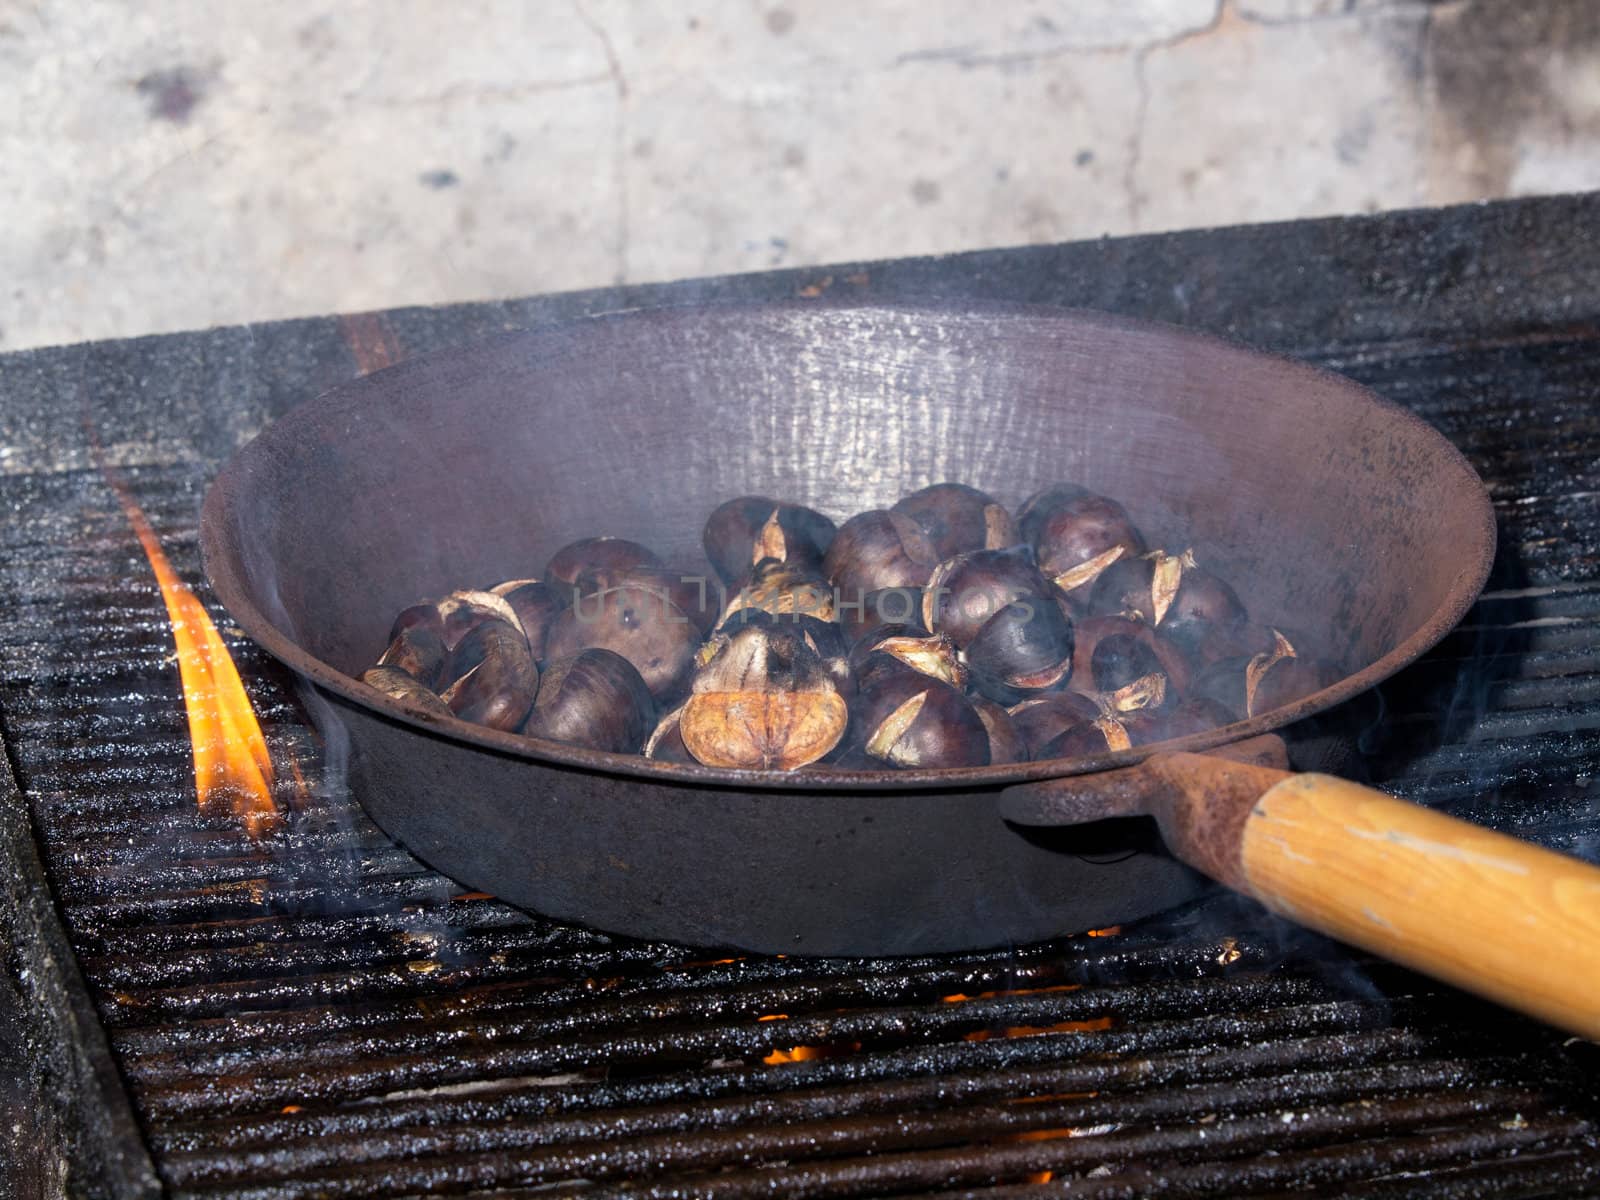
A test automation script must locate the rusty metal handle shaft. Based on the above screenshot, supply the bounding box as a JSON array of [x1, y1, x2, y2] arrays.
[[1001, 751, 1600, 1040]]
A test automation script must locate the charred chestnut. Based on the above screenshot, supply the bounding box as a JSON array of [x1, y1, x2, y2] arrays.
[[971, 697, 1027, 764], [544, 537, 662, 588], [824, 510, 941, 600], [437, 589, 523, 650], [389, 602, 444, 643], [544, 583, 701, 701], [848, 623, 967, 693], [679, 622, 848, 770], [1017, 486, 1146, 597], [489, 579, 570, 659], [521, 648, 653, 753], [963, 597, 1076, 705], [1087, 634, 1175, 715], [1008, 691, 1101, 759], [1089, 548, 1247, 659], [853, 673, 990, 769], [438, 619, 539, 731], [360, 665, 452, 718], [703, 497, 837, 587], [376, 621, 447, 687], [891, 483, 1018, 560]]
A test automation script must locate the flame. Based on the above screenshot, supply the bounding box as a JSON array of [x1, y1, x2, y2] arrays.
[[963, 1017, 1114, 1042], [1025, 1172, 1054, 1184], [1086, 926, 1122, 938], [114, 483, 282, 836]]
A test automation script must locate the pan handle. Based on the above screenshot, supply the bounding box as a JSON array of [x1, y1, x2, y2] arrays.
[[1001, 751, 1600, 1040]]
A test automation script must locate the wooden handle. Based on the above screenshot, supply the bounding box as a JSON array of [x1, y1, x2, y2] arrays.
[[1242, 773, 1600, 1039]]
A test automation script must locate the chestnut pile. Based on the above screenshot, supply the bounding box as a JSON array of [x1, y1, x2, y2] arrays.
[[361, 484, 1339, 771]]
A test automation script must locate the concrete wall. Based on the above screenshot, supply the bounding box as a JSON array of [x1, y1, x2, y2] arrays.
[[2, 0, 1596, 351]]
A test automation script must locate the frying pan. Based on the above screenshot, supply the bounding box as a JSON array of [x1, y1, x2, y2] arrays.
[[200, 302, 1600, 1039]]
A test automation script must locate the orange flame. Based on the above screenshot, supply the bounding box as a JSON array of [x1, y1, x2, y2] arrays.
[[114, 485, 282, 836]]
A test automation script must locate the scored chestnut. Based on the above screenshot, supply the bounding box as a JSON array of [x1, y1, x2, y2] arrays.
[[1007, 691, 1101, 759], [837, 586, 926, 646], [853, 673, 990, 769], [376, 621, 447, 688], [922, 545, 1057, 648], [436, 589, 524, 650], [848, 623, 967, 693], [1194, 630, 1337, 720], [642, 703, 696, 764], [1070, 614, 1192, 697], [679, 622, 848, 770], [717, 558, 835, 628], [521, 648, 653, 754], [970, 697, 1027, 765], [544, 537, 662, 588], [1034, 708, 1162, 761], [963, 597, 1077, 705], [544, 583, 701, 701], [1017, 485, 1147, 599], [891, 482, 1018, 561], [1090, 548, 1247, 660], [438, 618, 539, 731], [489, 579, 570, 660], [702, 496, 837, 587], [360, 665, 452, 718], [824, 510, 941, 601]]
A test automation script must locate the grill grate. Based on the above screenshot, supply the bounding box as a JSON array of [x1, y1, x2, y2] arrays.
[[3, 197, 1600, 1197]]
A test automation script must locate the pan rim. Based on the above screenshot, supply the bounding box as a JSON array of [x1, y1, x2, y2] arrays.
[[200, 298, 1497, 792]]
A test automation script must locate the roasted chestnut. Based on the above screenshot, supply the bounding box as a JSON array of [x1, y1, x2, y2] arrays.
[[389, 602, 444, 643], [437, 589, 524, 650], [521, 648, 653, 753], [1070, 614, 1192, 697], [489, 579, 570, 659], [718, 558, 835, 628], [642, 703, 696, 764], [963, 597, 1076, 705], [1007, 691, 1101, 759], [544, 583, 701, 701], [891, 482, 1018, 560], [971, 697, 1027, 765], [360, 665, 452, 718], [922, 545, 1057, 647], [678, 622, 848, 770], [544, 537, 662, 587], [702, 496, 837, 586], [1017, 485, 1146, 598], [1191, 630, 1337, 720], [1089, 548, 1247, 659], [438, 619, 539, 731], [1162, 696, 1239, 738], [848, 624, 967, 693], [853, 673, 990, 769], [838, 586, 926, 646], [1034, 709, 1162, 761], [573, 564, 719, 637], [716, 609, 853, 695], [824, 510, 940, 600], [376, 621, 447, 687]]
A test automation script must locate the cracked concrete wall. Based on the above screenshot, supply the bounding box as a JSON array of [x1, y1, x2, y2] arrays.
[[1, 0, 1596, 351]]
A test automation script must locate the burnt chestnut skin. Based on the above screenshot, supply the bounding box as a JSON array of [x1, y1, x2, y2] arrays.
[[703, 496, 836, 586], [376, 622, 447, 688], [1008, 691, 1101, 759], [971, 697, 1027, 765], [490, 579, 570, 660], [852, 672, 991, 769], [521, 649, 654, 753], [848, 623, 966, 693], [1090, 550, 1247, 661], [891, 483, 1018, 560], [963, 598, 1076, 705]]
